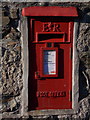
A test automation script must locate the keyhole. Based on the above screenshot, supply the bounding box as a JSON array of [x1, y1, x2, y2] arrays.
[[47, 43, 52, 47]]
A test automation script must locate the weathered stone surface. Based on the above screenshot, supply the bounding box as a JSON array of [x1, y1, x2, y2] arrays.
[[75, 9, 90, 120], [76, 11, 90, 105], [5, 28, 21, 40], [1, 0, 90, 2], [0, 4, 22, 114], [2, 16, 10, 27], [10, 8, 18, 19], [2, 8, 9, 18]]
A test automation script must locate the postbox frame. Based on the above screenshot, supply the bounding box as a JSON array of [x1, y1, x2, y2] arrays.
[[21, 7, 79, 117]]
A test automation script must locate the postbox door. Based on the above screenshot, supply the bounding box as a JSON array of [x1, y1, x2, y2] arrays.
[[28, 17, 73, 110]]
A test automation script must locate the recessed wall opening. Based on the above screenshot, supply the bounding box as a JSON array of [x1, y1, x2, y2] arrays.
[[21, 6, 79, 116]]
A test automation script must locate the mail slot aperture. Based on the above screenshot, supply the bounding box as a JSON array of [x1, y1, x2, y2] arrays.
[[36, 32, 66, 43]]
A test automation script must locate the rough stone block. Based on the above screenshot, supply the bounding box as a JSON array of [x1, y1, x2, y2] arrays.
[[10, 8, 18, 19], [2, 16, 10, 27]]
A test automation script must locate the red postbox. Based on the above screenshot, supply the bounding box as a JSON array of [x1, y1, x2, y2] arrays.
[[22, 7, 78, 110]]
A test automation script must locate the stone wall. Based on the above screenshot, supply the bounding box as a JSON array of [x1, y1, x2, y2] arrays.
[[1, 3, 22, 116], [0, 2, 90, 120]]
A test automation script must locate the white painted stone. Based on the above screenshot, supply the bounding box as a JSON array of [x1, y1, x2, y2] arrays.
[[72, 20, 79, 112], [20, 17, 29, 117]]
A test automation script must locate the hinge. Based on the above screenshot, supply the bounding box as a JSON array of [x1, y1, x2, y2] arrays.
[[35, 71, 40, 79], [70, 47, 72, 59], [69, 90, 72, 102]]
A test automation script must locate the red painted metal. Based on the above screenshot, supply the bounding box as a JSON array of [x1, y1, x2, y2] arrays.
[[22, 6, 78, 17], [28, 17, 73, 110], [23, 6, 77, 110]]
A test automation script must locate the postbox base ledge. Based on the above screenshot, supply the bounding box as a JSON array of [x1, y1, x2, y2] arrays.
[[28, 108, 79, 116]]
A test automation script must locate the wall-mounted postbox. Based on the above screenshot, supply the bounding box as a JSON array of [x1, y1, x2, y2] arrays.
[[22, 7, 78, 110]]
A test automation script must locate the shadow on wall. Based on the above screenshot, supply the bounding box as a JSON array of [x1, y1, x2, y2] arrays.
[[77, 9, 90, 101], [79, 61, 89, 101]]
